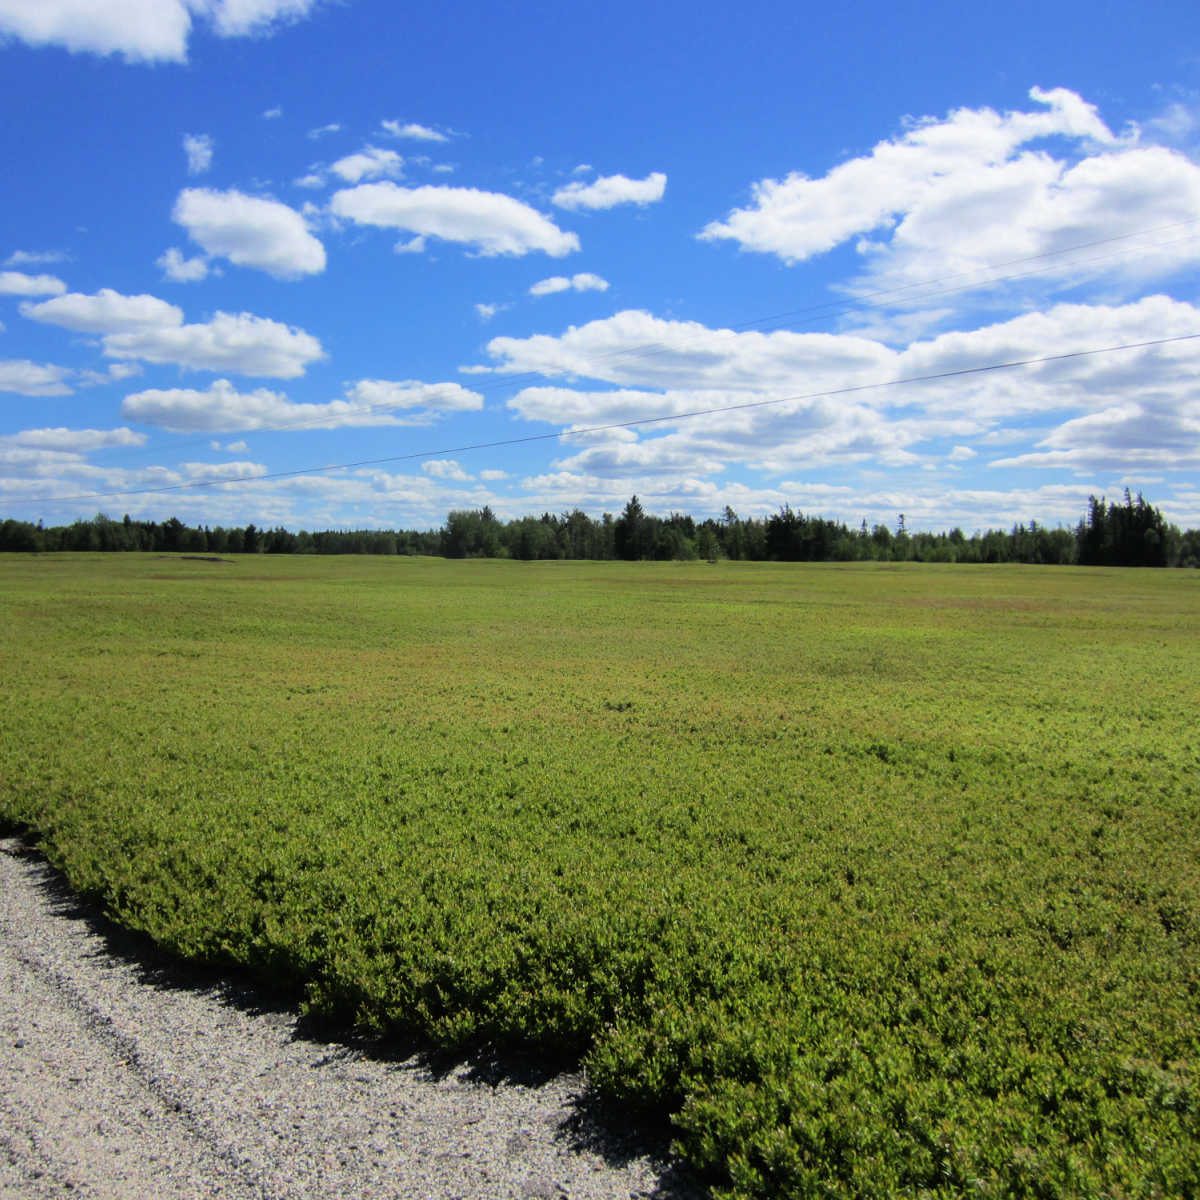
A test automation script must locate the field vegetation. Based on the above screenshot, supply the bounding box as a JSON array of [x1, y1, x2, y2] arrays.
[[1, 553, 1197, 1198]]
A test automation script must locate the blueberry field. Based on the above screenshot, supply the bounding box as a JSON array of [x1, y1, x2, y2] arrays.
[[1, 553, 1197, 1198]]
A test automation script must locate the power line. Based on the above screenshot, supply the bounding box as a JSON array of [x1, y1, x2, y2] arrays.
[[31, 331, 1200, 506], [52, 217, 1200, 472]]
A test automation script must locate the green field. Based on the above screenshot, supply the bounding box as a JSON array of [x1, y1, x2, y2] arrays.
[[1, 553, 1197, 1198]]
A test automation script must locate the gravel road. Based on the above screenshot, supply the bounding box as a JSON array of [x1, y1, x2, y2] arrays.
[[0, 838, 701, 1199]]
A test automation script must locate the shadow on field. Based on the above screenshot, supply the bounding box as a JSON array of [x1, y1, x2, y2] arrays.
[[6, 835, 703, 1200]]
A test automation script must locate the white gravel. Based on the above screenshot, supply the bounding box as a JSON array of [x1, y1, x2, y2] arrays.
[[0, 838, 701, 1199]]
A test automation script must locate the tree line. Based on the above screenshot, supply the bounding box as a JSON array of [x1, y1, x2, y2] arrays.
[[2, 490, 1196, 566]]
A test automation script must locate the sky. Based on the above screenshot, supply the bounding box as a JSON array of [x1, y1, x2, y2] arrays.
[[1, 0, 1199, 535]]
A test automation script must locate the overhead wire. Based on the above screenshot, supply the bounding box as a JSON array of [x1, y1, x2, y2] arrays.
[[8, 217, 1200, 508], [32, 330, 1200, 505], [52, 216, 1200, 475]]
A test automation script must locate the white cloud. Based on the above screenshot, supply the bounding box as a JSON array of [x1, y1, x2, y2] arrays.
[[475, 302, 504, 321], [481, 309, 894, 391], [21, 288, 183, 333], [1145, 101, 1200, 146], [552, 171, 667, 211], [173, 188, 326, 279], [5, 249, 69, 267], [294, 172, 326, 189], [211, 439, 250, 452], [0, 0, 320, 63], [177, 459, 267, 480], [0, 0, 193, 61], [330, 183, 580, 257], [530, 272, 610, 296], [0, 359, 74, 396], [0, 426, 145, 451], [0, 271, 66, 296], [342, 378, 482, 414], [330, 146, 404, 184], [76, 361, 144, 387], [206, 0, 320, 38], [393, 235, 427, 255], [570, 272, 609, 292], [157, 247, 210, 282], [700, 87, 1200, 305], [471, 297, 1200, 486], [263, 105, 282, 119], [308, 122, 341, 139], [422, 459, 471, 480], [990, 397, 1200, 471], [530, 277, 571, 297], [480, 469, 508, 480], [123, 376, 482, 432], [106, 311, 325, 378], [380, 120, 448, 143], [183, 133, 214, 175], [22, 289, 324, 378]]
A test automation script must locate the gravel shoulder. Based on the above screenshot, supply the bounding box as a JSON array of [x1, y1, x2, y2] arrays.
[[0, 838, 701, 1199]]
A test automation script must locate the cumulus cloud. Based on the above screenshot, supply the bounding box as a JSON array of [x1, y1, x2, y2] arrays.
[[5, 250, 69, 267], [529, 272, 610, 296], [475, 302, 505, 321], [183, 133, 213, 175], [481, 309, 894, 392], [989, 396, 1200, 472], [157, 247, 210, 282], [76, 361, 144, 387], [0, 271, 66, 296], [342, 378, 482, 414], [380, 120, 448, 143], [173, 188, 326, 279], [474, 297, 1200, 484], [330, 183, 580, 257], [330, 146, 404, 183], [0, 0, 321, 63], [23, 288, 324, 378], [0, 359, 74, 396], [123, 376, 482, 432], [529, 278, 571, 297], [206, 0, 320, 38], [21, 289, 183, 333], [700, 87, 1200, 304], [0, 426, 146, 451], [107, 312, 324, 378], [422, 459, 471, 480], [552, 172, 666, 211]]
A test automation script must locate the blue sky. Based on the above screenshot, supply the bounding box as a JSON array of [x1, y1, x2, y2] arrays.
[[2, 0, 1199, 534]]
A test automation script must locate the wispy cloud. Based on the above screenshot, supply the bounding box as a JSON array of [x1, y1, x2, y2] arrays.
[[183, 133, 214, 175], [529, 272, 609, 296], [380, 120, 449, 143], [330, 183, 580, 257], [553, 171, 667, 211]]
